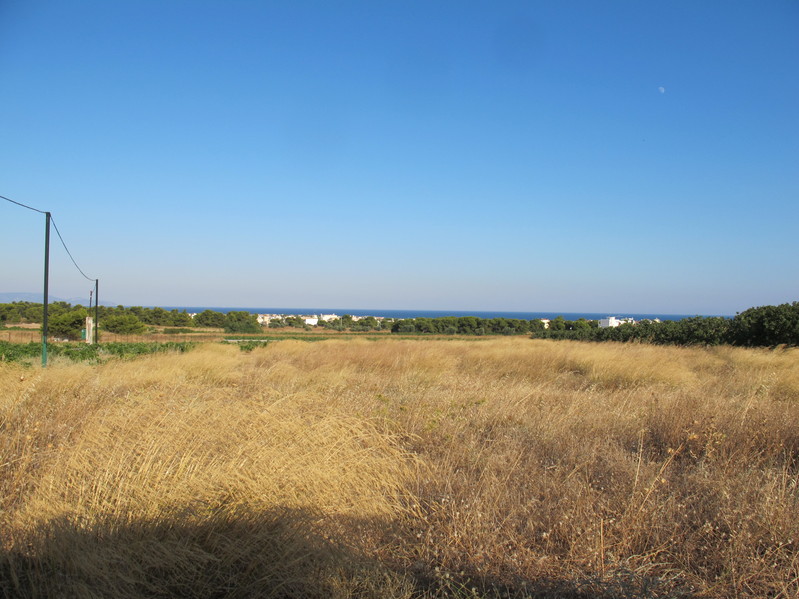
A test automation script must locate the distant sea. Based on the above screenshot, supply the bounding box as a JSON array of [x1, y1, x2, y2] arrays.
[[163, 307, 726, 322], [0, 294, 729, 320]]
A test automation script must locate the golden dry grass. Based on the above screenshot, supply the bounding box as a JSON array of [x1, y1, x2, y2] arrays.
[[2, 338, 798, 597]]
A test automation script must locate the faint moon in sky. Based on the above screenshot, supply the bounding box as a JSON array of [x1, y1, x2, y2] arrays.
[[658, 86, 666, 94]]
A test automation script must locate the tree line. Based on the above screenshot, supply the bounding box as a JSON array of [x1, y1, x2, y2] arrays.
[[0, 302, 263, 338], [533, 303, 799, 347], [391, 316, 549, 335], [3, 301, 797, 347], [389, 303, 799, 347], [0, 303, 389, 338]]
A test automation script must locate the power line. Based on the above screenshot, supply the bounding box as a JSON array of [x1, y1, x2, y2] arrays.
[[0, 194, 47, 214], [2, 193, 96, 282], [3, 193, 101, 362], [51, 216, 96, 282]]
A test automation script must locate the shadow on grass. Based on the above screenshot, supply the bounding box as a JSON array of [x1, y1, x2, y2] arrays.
[[0, 505, 407, 599], [1, 505, 693, 599]]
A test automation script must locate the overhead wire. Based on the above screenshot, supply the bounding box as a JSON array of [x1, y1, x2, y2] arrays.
[[0, 194, 46, 214], [50, 216, 96, 282], [2, 193, 97, 282]]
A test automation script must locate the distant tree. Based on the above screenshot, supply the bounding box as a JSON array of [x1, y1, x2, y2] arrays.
[[48, 309, 88, 340], [413, 318, 436, 334], [195, 309, 227, 328], [511, 319, 534, 333], [439, 317, 457, 333], [283, 316, 307, 328], [169, 310, 194, 327], [529, 319, 546, 332], [103, 314, 147, 335], [146, 307, 172, 326], [319, 318, 341, 330], [677, 316, 731, 346], [571, 318, 593, 330], [0, 304, 19, 325], [457, 316, 480, 335], [25, 305, 43, 323], [224, 311, 261, 334], [50, 302, 72, 318], [352, 316, 379, 331], [392, 320, 416, 333], [728, 302, 799, 347]]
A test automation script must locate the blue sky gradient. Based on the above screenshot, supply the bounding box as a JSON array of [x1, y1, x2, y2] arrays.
[[2, 1, 797, 314]]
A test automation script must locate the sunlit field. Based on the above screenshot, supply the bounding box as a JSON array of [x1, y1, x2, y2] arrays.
[[2, 338, 797, 598]]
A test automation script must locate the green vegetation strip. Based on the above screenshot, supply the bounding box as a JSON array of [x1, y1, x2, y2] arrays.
[[0, 341, 195, 364]]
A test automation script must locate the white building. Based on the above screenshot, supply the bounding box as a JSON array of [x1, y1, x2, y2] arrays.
[[599, 316, 636, 328], [257, 314, 282, 325]]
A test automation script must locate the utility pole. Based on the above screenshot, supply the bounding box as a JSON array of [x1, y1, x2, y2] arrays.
[[87, 288, 94, 344], [42, 212, 51, 367], [94, 279, 99, 344]]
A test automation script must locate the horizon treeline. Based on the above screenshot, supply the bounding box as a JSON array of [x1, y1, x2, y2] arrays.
[[541, 303, 799, 347], [0, 303, 390, 336], [391, 316, 552, 336], [2, 301, 798, 347], [390, 303, 799, 347], [0, 303, 259, 336]]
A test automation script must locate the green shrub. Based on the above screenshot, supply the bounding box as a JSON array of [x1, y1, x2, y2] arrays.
[[48, 310, 88, 340], [103, 314, 147, 335], [224, 312, 261, 334]]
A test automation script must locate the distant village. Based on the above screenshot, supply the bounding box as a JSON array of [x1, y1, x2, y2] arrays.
[[252, 313, 382, 327], [186, 312, 659, 329], [182, 312, 390, 327]]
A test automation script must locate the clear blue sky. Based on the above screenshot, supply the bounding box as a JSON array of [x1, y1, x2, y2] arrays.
[[2, 1, 797, 315]]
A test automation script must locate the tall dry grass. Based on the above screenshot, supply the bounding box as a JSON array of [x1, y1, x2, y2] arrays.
[[2, 339, 798, 597], [1, 345, 416, 598]]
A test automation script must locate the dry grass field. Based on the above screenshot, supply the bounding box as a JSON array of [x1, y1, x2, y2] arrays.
[[1, 338, 798, 598]]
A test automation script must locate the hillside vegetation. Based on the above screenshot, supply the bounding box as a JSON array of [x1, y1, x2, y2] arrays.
[[1, 339, 798, 598]]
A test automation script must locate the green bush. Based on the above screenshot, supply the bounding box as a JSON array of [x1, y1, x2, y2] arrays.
[[48, 310, 88, 340], [194, 310, 227, 328], [224, 312, 261, 334], [103, 314, 147, 335], [728, 302, 799, 347]]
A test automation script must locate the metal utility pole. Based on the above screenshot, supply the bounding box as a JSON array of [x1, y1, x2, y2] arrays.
[[42, 212, 51, 367], [94, 279, 99, 344]]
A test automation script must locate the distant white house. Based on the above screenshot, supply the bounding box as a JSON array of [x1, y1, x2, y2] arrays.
[[304, 317, 319, 326], [599, 316, 636, 328], [539, 319, 551, 329], [257, 314, 282, 325]]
